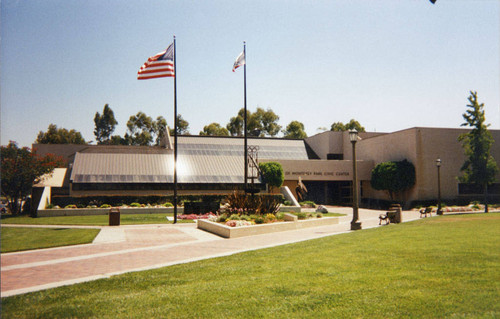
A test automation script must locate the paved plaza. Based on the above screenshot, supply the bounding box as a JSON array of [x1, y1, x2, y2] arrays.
[[1, 208, 425, 297]]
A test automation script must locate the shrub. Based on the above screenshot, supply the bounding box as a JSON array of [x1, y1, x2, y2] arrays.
[[299, 201, 316, 208], [254, 217, 265, 224], [228, 214, 241, 221], [226, 191, 283, 215], [275, 212, 284, 220], [316, 213, 323, 218], [100, 204, 111, 208], [65, 204, 77, 209], [371, 159, 416, 201], [283, 200, 292, 206], [297, 212, 307, 220], [258, 162, 284, 192], [163, 202, 173, 207], [129, 202, 141, 208], [46, 203, 55, 209], [240, 215, 252, 221], [265, 213, 276, 222], [217, 213, 228, 223]]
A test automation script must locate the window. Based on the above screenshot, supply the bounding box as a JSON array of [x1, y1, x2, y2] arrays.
[[458, 183, 500, 195]]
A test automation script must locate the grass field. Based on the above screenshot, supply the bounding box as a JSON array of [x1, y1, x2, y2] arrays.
[[2, 213, 499, 318], [0, 213, 194, 226], [1, 227, 100, 253]]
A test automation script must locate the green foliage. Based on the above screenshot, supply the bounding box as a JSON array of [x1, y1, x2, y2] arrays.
[[100, 204, 111, 208], [240, 215, 252, 221], [226, 107, 281, 137], [65, 204, 77, 209], [170, 114, 190, 136], [162, 202, 173, 207], [94, 104, 118, 144], [125, 112, 154, 146], [330, 119, 366, 132], [370, 159, 416, 200], [265, 213, 276, 222], [258, 162, 284, 192], [282, 120, 307, 139], [199, 122, 230, 136], [1, 142, 65, 215], [228, 214, 241, 220], [217, 214, 228, 223], [50, 195, 226, 208], [129, 202, 141, 207], [458, 91, 498, 211], [297, 212, 307, 220], [226, 191, 283, 215], [36, 124, 87, 144], [254, 107, 281, 137], [299, 201, 316, 208], [254, 216, 265, 224]]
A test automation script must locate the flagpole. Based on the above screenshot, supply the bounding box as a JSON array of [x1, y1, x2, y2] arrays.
[[173, 35, 178, 224], [243, 41, 248, 193]]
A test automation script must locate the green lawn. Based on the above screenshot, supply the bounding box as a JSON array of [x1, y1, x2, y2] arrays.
[[2, 214, 499, 318], [0, 213, 194, 226], [1, 227, 101, 253]]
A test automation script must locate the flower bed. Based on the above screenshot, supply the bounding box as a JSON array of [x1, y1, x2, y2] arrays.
[[178, 213, 216, 220]]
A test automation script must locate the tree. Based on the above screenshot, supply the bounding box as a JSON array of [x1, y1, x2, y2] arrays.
[[154, 116, 168, 146], [370, 159, 416, 202], [126, 112, 155, 146], [170, 114, 190, 136], [226, 108, 281, 137], [458, 91, 498, 212], [200, 123, 230, 136], [330, 119, 365, 132], [36, 124, 86, 144], [259, 162, 284, 193], [94, 104, 118, 144], [1, 142, 65, 215], [253, 108, 281, 137], [282, 121, 308, 139]]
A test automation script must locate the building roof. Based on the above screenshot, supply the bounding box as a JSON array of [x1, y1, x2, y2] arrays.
[[34, 168, 67, 187], [70, 135, 309, 184]]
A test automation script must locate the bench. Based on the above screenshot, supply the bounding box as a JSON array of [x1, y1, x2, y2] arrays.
[[379, 211, 397, 225], [419, 207, 432, 218]]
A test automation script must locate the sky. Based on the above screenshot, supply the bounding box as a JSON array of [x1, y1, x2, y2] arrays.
[[1, 0, 499, 147]]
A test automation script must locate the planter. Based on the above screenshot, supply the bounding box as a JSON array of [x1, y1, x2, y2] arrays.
[[197, 216, 339, 238]]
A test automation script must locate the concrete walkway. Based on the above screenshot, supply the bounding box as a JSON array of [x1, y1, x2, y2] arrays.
[[1, 208, 425, 297]]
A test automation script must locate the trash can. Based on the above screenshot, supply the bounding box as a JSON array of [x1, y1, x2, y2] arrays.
[[390, 204, 402, 223], [109, 208, 120, 226]]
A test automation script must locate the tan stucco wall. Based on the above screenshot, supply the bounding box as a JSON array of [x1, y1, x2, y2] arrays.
[[278, 159, 373, 182], [356, 127, 500, 203]]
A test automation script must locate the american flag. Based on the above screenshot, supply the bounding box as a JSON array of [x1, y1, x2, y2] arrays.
[[137, 43, 174, 80]]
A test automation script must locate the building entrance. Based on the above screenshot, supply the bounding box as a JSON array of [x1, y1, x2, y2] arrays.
[[303, 181, 352, 206]]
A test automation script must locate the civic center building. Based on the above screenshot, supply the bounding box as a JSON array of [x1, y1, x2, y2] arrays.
[[34, 127, 500, 209]]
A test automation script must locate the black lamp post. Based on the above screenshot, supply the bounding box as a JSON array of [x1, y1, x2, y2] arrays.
[[349, 129, 362, 230], [436, 158, 442, 215]]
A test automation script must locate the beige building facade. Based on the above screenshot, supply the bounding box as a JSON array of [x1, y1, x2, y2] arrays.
[[33, 127, 500, 209]]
